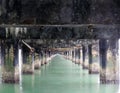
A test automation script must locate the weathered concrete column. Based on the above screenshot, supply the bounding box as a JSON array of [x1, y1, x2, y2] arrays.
[[74, 49, 77, 64], [46, 50, 50, 63], [74, 48, 81, 64], [73, 48, 76, 62], [66, 51, 68, 59], [41, 51, 44, 66], [2, 40, 20, 83], [82, 45, 89, 69], [69, 50, 71, 61], [67, 51, 69, 59], [77, 48, 81, 64], [70, 50, 72, 60], [88, 44, 93, 74], [63, 51, 66, 59], [72, 49, 74, 62], [80, 47, 83, 65], [44, 50, 47, 64], [34, 53, 41, 69], [47, 50, 51, 62], [22, 52, 34, 74], [67, 51, 69, 60], [99, 39, 119, 84], [88, 42, 99, 74]]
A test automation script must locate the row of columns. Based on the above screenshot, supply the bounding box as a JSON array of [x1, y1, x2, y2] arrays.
[[0, 40, 53, 83], [64, 39, 119, 84]]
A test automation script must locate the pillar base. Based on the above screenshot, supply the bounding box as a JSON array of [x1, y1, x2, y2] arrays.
[[46, 58, 50, 62], [82, 62, 89, 69], [2, 66, 19, 83], [41, 62, 45, 66], [75, 59, 80, 64], [73, 59, 76, 63], [89, 63, 99, 74], [100, 79, 119, 84], [100, 69, 119, 84], [34, 60, 41, 69], [22, 64, 34, 74], [69, 57, 72, 61], [89, 70, 99, 74], [44, 61, 47, 64]]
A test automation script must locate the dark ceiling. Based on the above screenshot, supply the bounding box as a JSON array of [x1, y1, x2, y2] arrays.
[[0, 0, 120, 24]]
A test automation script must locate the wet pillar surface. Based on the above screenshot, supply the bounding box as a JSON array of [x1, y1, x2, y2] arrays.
[[66, 51, 68, 59], [74, 49, 77, 64], [47, 50, 51, 62], [82, 45, 89, 69], [34, 53, 41, 69], [41, 51, 47, 66], [22, 51, 34, 74], [88, 42, 99, 74], [44, 50, 47, 64], [46, 50, 50, 63], [63, 51, 66, 59], [41, 51, 45, 66], [70, 50, 72, 61], [73, 48, 76, 62], [99, 39, 119, 84], [88, 44, 94, 74], [76, 48, 81, 64], [2, 40, 20, 83], [71, 49, 74, 62], [78, 48, 81, 64], [67, 51, 69, 59]]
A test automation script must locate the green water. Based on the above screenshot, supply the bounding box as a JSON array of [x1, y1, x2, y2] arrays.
[[0, 55, 119, 93]]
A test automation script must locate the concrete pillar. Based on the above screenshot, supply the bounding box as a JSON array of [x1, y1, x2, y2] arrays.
[[67, 51, 69, 59], [77, 48, 81, 64], [80, 47, 83, 65], [69, 50, 72, 61], [44, 50, 47, 64], [67, 51, 69, 60], [99, 39, 119, 84], [82, 45, 89, 69], [70, 50, 72, 60], [46, 50, 50, 63], [88, 42, 99, 74], [73, 48, 76, 62], [2, 40, 20, 83], [72, 49, 74, 62], [65, 51, 67, 59], [74, 49, 77, 63], [22, 51, 34, 74], [88, 44, 93, 73], [48, 50, 51, 61], [66, 51, 68, 59], [41, 51, 44, 66], [69, 50, 71, 60], [34, 53, 41, 69]]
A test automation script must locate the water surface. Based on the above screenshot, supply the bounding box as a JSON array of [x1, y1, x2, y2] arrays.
[[0, 55, 119, 93]]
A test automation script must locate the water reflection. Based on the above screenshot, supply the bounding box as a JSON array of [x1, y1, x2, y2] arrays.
[[0, 55, 119, 93]]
